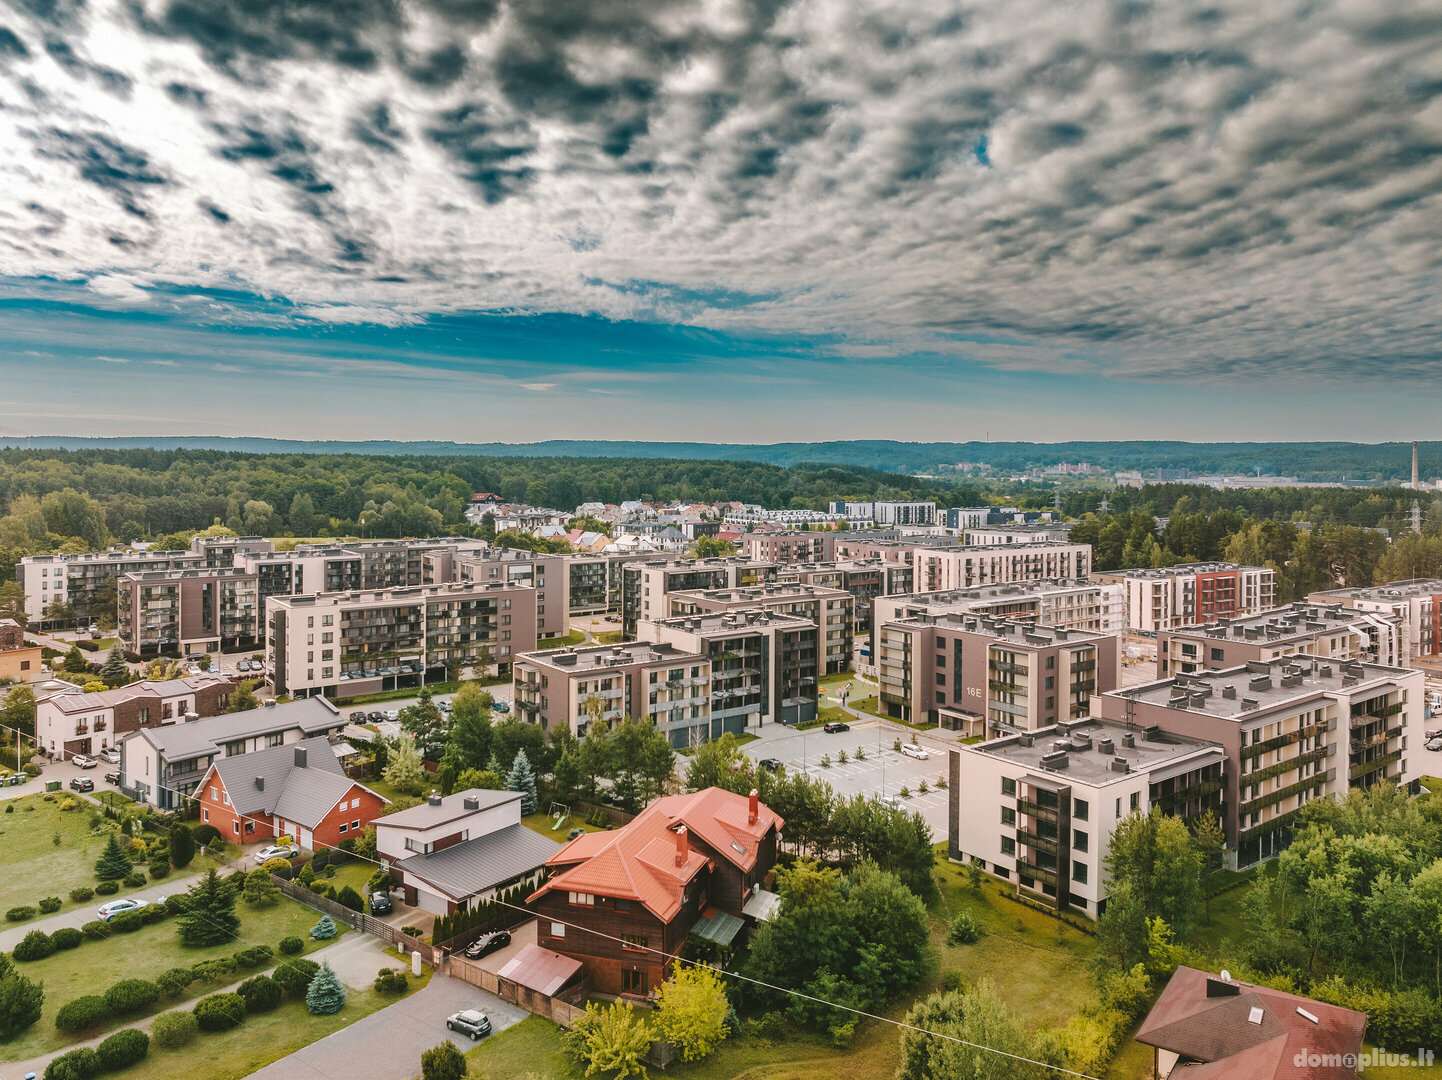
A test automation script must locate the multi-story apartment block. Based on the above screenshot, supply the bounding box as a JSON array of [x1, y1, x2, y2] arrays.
[[191, 535, 274, 567], [948, 717, 1224, 913], [739, 532, 836, 564], [829, 500, 937, 526], [266, 580, 537, 699], [665, 584, 853, 674], [780, 559, 914, 634], [513, 642, 711, 747], [944, 507, 993, 531], [912, 542, 1093, 592], [35, 674, 234, 763], [876, 613, 1119, 734], [830, 536, 955, 563], [17, 550, 205, 624], [1095, 563, 1276, 635], [565, 552, 655, 615], [963, 524, 1073, 546], [1096, 655, 1424, 866], [620, 558, 778, 638], [871, 579, 1127, 650], [1157, 602, 1401, 678], [118, 566, 261, 655], [1307, 578, 1442, 662], [454, 549, 569, 640], [638, 610, 820, 732]]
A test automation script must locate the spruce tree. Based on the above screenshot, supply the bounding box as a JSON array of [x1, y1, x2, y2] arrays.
[[310, 914, 337, 940], [177, 869, 241, 947], [168, 822, 196, 869], [505, 749, 538, 815], [305, 961, 346, 1015], [100, 645, 129, 687], [94, 834, 133, 881]]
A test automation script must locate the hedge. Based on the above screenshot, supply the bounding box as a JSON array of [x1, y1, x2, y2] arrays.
[[104, 979, 160, 1016], [191, 957, 237, 983], [237, 974, 282, 1013], [123, 873, 146, 889], [81, 920, 112, 940], [54, 995, 109, 1033], [96, 1028, 149, 1071], [38, 897, 62, 914], [69, 887, 95, 903], [272, 957, 319, 996], [164, 894, 188, 915], [156, 968, 196, 998], [150, 1010, 199, 1049], [94, 881, 120, 896], [5, 906, 37, 922], [278, 936, 304, 955], [51, 927, 84, 950], [13, 929, 55, 961], [108, 911, 143, 934], [233, 944, 274, 968], [43, 1047, 100, 1080], [193, 992, 246, 1032], [375, 968, 408, 994], [191, 824, 222, 848]]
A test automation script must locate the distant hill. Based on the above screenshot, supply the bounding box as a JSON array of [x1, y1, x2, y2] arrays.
[[0, 436, 1426, 481]]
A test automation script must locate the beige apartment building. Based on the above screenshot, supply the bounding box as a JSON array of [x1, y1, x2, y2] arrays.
[[962, 524, 1073, 545], [1094, 562, 1276, 634], [1157, 602, 1402, 678], [18, 549, 207, 625], [912, 542, 1093, 592], [870, 579, 1126, 651], [1308, 579, 1442, 662], [620, 557, 778, 637], [740, 532, 836, 564], [665, 583, 854, 674], [1097, 655, 1423, 866], [118, 566, 261, 655], [266, 580, 536, 699], [778, 559, 914, 633], [875, 613, 1119, 734], [454, 549, 570, 640]]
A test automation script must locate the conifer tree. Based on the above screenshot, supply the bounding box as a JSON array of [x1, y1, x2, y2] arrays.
[[177, 869, 241, 947], [94, 834, 132, 881], [100, 645, 129, 687], [506, 749, 538, 815], [305, 961, 346, 1015]]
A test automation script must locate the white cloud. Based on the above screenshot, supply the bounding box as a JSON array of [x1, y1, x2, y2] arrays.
[[96, 355, 129, 363], [521, 382, 557, 392], [298, 306, 427, 327], [147, 359, 179, 366], [87, 275, 149, 302]]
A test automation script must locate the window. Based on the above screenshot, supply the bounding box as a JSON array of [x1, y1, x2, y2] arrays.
[[202, 809, 209, 822], [1001, 807, 1016, 827], [1045, 676, 1054, 690], [1073, 798, 1088, 820], [935, 673, 946, 685], [232, 821, 240, 834], [621, 934, 649, 951], [222, 792, 230, 806], [1000, 836, 1015, 856], [935, 654, 946, 667], [622, 970, 648, 994], [351, 820, 359, 830], [1073, 829, 1088, 852], [1046, 656, 1054, 670], [616, 899, 631, 912], [322, 632, 333, 644], [266, 733, 283, 749], [550, 922, 566, 938], [1001, 777, 1016, 797], [568, 892, 595, 906], [1211, 648, 1225, 662], [1130, 792, 1140, 812], [209, 786, 217, 801], [338, 822, 348, 834], [1072, 862, 1088, 884], [351, 798, 360, 810]]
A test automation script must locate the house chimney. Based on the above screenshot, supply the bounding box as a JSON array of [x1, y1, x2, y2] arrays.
[[255, 775, 264, 790], [675, 826, 687, 866], [428, 792, 442, 806], [293, 746, 307, 769], [748, 789, 759, 826]]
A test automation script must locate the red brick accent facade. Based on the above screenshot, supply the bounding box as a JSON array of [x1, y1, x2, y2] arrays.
[[196, 771, 385, 849]]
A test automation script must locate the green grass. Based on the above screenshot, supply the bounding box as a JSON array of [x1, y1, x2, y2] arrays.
[[548, 629, 589, 648], [336, 681, 462, 706], [318, 861, 378, 897], [5, 898, 340, 1059], [0, 794, 131, 912], [593, 630, 625, 645], [522, 811, 605, 838], [95, 790, 133, 807]]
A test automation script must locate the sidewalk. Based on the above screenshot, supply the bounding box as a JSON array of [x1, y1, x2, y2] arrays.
[[0, 868, 212, 953]]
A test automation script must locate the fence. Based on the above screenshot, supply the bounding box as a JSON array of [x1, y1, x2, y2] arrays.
[[272, 875, 440, 965], [447, 952, 589, 1026], [572, 799, 635, 828]]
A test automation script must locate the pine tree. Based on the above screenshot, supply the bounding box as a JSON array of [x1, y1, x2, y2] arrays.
[[100, 645, 129, 687], [94, 834, 133, 881], [310, 914, 338, 940], [506, 749, 538, 815], [486, 751, 503, 776], [305, 960, 346, 1015], [177, 869, 241, 947]]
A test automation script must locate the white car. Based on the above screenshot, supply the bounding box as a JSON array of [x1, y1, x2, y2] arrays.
[[901, 744, 930, 760], [71, 754, 98, 769], [878, 794, 904, 809], [99, 748, 121, 764], [253, 845, 295, 865], [97, 898, 149, 920]]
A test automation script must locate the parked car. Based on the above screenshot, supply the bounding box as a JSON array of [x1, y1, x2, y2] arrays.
[[369, 891, 393, 915], [1428, 737, 1442, 752], [822, 722, 849, 733], [901, 744, 930, 760], [437, 699, 452, 713], [878, 794, 903, 809], [382, 709, 400, 721], [493, 701, 510, 713], [253, 845, 294, 865], [97, 898, 148, 920], [87, 624, 99, 636], [99, 747, 121, 764], [235, 660, 251, 673], [186, 664, 202, 676], [349, 711, 367, 722], [446, 1010, 492, 1040], [758, 758, 782, 771], [1425, 729, 1442, 740], [464, 930, 511, 959], [103, 771, 121, 785], [69, 777, 94, 793], [367, 711, 384, 722], [71, 754, 98, 769]]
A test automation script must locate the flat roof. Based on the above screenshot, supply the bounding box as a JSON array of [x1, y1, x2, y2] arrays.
[[883, 611, 1111, 646], [966, 717, 1222, 786], [519, 641, 703, 670], [1166, 602, 1382, 642], [673, 583, 851, 604], [1311, 578, 1442, 602], [889, 579, 1110, 604], [648, 610, 815, 635], [1101, 562, 1268, 579]]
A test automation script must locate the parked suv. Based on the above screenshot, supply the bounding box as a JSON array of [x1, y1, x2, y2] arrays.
[[446, 1010, 492, 1040], [69, 777, 94, 793]]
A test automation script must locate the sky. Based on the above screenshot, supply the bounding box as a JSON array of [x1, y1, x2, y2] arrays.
[[1, 0, 1440, 443]]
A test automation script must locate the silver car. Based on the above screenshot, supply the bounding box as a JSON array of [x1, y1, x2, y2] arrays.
[[446, 1009, 492, 1040]]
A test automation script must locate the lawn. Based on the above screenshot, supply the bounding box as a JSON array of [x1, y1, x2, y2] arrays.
[[522, 811, 604, 839], [319, 861, 379, 897], [549, 629, 589, 648], [94, 790, 133, 807], [594, 630, 625, 645], [5, 897, 340, 1059]]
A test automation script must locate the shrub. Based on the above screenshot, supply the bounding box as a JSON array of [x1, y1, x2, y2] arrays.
[[69, 887, 95, 903], [190, 957, 238, 983], [150, 1009, 199, 1049], [81, 919, 112, 940], [235, 944, 274, 967], [108, 911, 143, 933], [148, 859, 171, 879], [947, 911, 982, 945], [278, 935, 304, 955], [156, 968, 195, 998], [335, 886, 365, 913], [50, 927, 84, 950], [272, 957, 319, 997], [237, 974, 281, 1013], [310, 914, 337, 940], [260, 856, 293, 878], [43, 1047, 100, 1080], [54, 994, 109, 1033], [420, 1041, 467, 1080], [193, 992, 245, 1032], [94, 880, 119, 896], [123, 872, 146, 889], [401, 926, 422, 937], [191, 823, 222, 848], [5, 906, 37, 922], [38, 897, 62, 914], [139, 903, 168, 925], [104, 979, 160, 1016], [13, 929, 55, 961], [375, 968, 408, 993], [164, 893, 188, 916], [96, 1028, 149, 1071]]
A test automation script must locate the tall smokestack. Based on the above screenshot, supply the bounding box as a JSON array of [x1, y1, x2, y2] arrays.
[[1413, 442, 1419, 489]]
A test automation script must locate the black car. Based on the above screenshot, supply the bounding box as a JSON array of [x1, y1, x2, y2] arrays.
[[68, 777, 94, 793], [367, 711, 384, 722], [369, 891, 393, 915], [464, 930, 511, 960], [349, 711, 367, 722], [823, 722, 850, 733], [758, 758, 782, 771], [103, 771, 121, 785]]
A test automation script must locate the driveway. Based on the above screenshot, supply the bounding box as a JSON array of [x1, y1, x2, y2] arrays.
[[246, 970, 530, 1080], [470, 918, 536, 975]]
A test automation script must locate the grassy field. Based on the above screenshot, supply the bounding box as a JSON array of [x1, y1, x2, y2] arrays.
[[593, 630, 625, 645], [549, 629, 589, 648], [6, 898, 340, 1059]]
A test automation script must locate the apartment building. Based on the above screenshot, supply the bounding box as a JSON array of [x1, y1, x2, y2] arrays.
[[1096, 655, 1424, 866], [1094, 563, 1276, 634], [1308, 578, 1442, 662], [944, 507, 993, 531], [117, 566, 261, 655], [565, 552, 654, 615], [912, 542, 1093, 592], [35, 674, 234, 763], [740, 532, 836, 564], [963, 523, 1073, 546], [620, 558, 778, 638], [119, 696, 348, 809], [513, 642, 711, 747], [831, 536, 954, 563], [454, 549, 569, 639], [17, 550, 205, 624], [266, 580, 537, 699], [871, 579, 1127, 649], [876, 613, 1119, 734], [829, 500, 937, 526], [948, 718, 1224, 913], [666, 584, 854, 674], [191, 535, 274, 567], [1157, 602, 1402, 678], [0, 618, 43, 682], [638, 610, 820, 731], [780, 559, 914, 634]]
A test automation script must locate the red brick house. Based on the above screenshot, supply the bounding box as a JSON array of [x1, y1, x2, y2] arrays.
[[529, 787, 783, 997], [195, 737, 386, 850]]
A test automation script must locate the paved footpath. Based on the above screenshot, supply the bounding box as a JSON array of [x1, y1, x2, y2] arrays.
[[0, 868, 213, 954]]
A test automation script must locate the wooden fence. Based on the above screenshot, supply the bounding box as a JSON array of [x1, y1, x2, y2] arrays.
[[571, 799, 636, 828], [272, 875, 440, 965], [447, 952, 589, 1026]]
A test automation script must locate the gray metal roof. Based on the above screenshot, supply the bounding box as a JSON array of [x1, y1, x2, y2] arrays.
[[126, 698, 344, 764], [376, 788, 520, 831], [395, 822, 560, 901], [208, 737, 372, 828]]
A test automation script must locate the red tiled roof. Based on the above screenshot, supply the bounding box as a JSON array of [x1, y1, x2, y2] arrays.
[[1135, 967, 1367, 1080], [649, 788, 784, 873]]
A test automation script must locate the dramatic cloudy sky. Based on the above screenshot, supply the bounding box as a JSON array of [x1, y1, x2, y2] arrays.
[[1, 0, 1440, 442]]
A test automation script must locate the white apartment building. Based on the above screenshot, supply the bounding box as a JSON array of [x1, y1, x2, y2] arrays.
[[829, 500, 937, 526], [1308, 579, 1442, 663], [18, 550, 204, 623], [912, 542, 1093, 593], [870, 579, 1127, 645], [1157, 602, 1402, 677], [963, 524, 1073, 546], [1095, 563, 1276, 635]]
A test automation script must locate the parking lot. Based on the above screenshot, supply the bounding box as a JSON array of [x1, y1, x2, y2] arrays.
[[741, 719, 953, 836]]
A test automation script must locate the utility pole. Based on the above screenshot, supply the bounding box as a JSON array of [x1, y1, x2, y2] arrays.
[[1098, 495, 1111, 515], [1412, 501, 1422, 536]]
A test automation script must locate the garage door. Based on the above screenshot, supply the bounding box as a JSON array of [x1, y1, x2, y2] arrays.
[[415, 887, 450, 916], [300, 828, 313, 850]]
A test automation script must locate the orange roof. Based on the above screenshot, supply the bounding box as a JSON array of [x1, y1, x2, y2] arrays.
[[649, 788, 783, 874]]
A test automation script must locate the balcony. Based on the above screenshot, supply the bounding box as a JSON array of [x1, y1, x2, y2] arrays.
[[1349, 750, 1402, 782], [1015, 796, 1060, 821], [1015, 859, 1058, 888], [1015, 828, 1059, 854]]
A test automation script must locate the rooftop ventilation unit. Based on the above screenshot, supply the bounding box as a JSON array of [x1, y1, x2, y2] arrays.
[[1221, 685, 1237, 699], [1040, 750, 1069, 770], [1122, 732, 1135, 748], [1111, 757, 1130, 773], [1097, 737, 1115, 754]]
